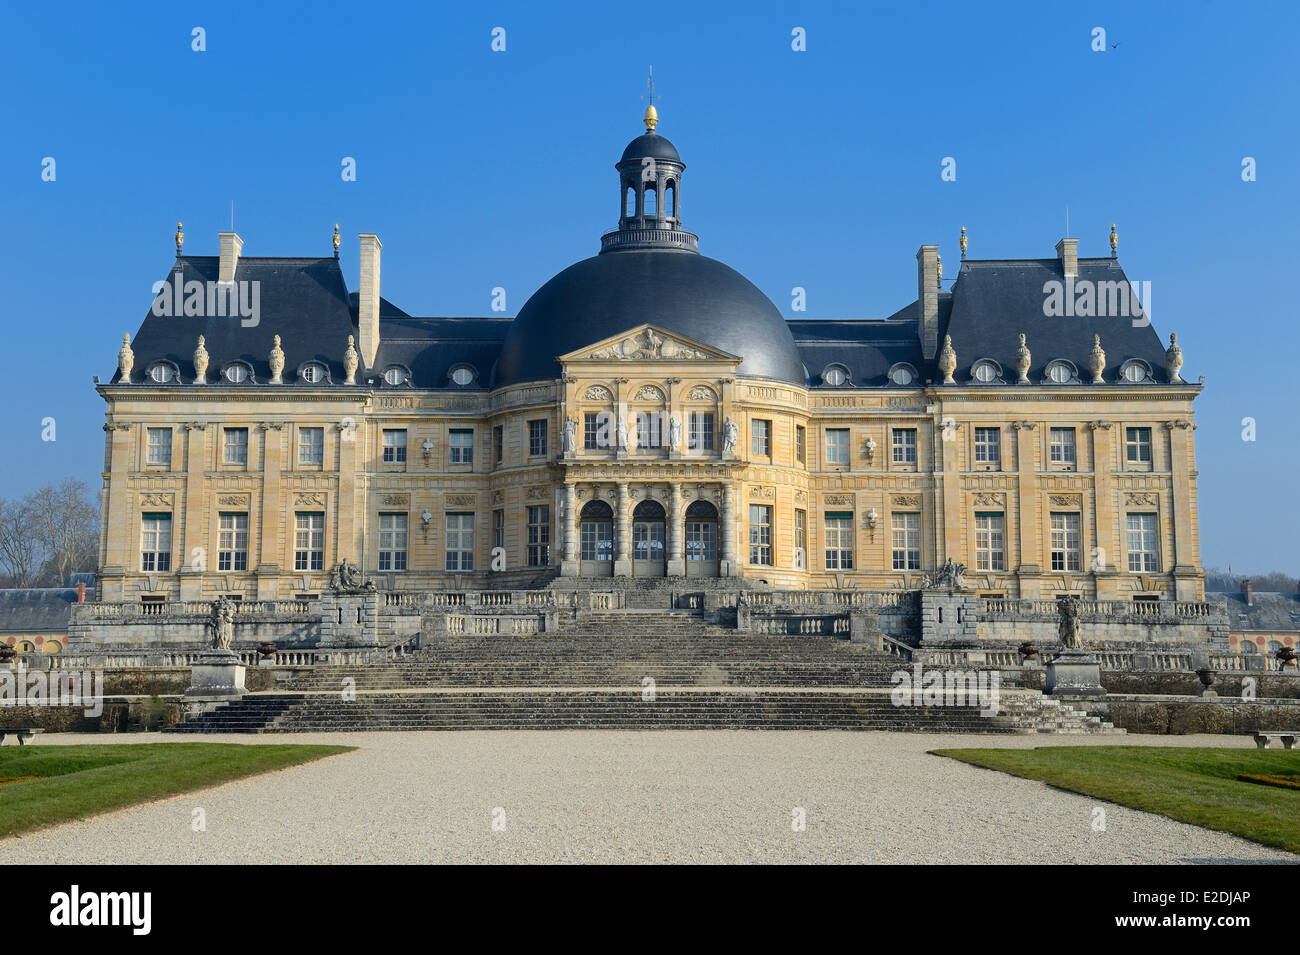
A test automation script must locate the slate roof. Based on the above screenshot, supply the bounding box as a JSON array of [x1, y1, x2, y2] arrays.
[[1209, 592, 1300, 632], [115, 249, 1184, 393], [941, 257, 1171, 384], [0, 588, 79, 633], [117, 256, 360, 385]]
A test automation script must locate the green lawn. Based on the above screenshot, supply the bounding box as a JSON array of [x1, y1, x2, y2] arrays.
[[932, 746, 1300, 855], [0, 743, 353, 839]]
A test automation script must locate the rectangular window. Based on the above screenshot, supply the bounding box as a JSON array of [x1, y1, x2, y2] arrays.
[[217, 512, 249, 572], [494, 425, 504, 464], [382, 429, 407, 464], [751, 419, 771, 456], [140, 513, 172, 573], [1049, 427, 1076, 465], [1050, 512, 1082, 572], [975, 513, 1006, 572], [794, 509, 807, 569], [449, 429, 473, 465], [294, 512, 324, 571], [146, 427, 172, 466], [825, 428, 850, 467], [688, 412, 714, 451], [892, 428, 917, 464], [528, 419, 548, 457], [892, 512, 921, 570], [378, 513, 408, 572], [824, 511, 854, 570], [1127, 513, 1159, 572], [584, 412, 602, 450], [974, 427, 1001, 465], [1125, 427, 1152, 465], [527, 505, 550, 567], [493, 509, 505, 552], [223, 427, 248, 465], [748, 504, 772, 565], [635, 412, 662, 450], [298, 427, 324, 465], [446, 513, 475, 571], [796, 425, 806, 465]]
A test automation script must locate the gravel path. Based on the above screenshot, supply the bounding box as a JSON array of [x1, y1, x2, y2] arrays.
[[1, 731, 1293, 864]]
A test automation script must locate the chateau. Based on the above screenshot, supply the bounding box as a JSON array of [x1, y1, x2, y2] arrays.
[[91, 105, 1207, 640]]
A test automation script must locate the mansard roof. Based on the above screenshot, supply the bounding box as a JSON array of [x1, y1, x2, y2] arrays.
[[114, 248, 1186, 392], [942, 256, 1172, 385], [0, 588, 79, 633], [118, 256, 359, 385]]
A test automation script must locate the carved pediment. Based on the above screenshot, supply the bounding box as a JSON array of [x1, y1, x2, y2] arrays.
[[559, 325, 740, 365]]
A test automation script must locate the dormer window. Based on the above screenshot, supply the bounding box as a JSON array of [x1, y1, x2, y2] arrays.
[[383, 366, 410, 386], [1044, 360, 1078, 384], [887, 363, 917, 386], [147, 362, 177, 384], [300, 362, 328, 384], [1120, 360, 1152, 383], [971, 359, 1001, 383], [821, 364, 850, 387], [449, 365, 476, 387], [223, 362, 252, 384]]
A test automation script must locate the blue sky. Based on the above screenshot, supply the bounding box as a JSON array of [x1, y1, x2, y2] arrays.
[[1, 0, 1296, 573]]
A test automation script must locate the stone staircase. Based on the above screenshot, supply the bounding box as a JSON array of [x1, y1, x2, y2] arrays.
[[168, 608, 1122, 735]]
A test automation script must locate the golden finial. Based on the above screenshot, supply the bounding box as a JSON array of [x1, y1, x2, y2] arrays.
[[959, 226, 968, 260], [175, 221, 184, 256], [1109, 222, 1118, 258], [642, 66, 659, 133], [332, 223, 340, 257]]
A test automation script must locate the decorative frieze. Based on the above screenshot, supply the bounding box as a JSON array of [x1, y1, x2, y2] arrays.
[[139, 492, 174, 507], [634, 385, 665, 402], [824, 493, 854, 506], [749, 486, 776, 499], [972, 492, 1004, 507], [1127, 492, 1159, 507], [892, 495, 922, 508], [1048, 495, 1081, 508], [217, 494, 249, 507], [381, 494, 410, 507], [296, 493, 325, 507], [584, 385, 613, 401], [687, 385, 716, 401], [445, 494, 476, 507]]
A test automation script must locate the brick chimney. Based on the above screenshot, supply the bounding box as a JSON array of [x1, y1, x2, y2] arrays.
[[916, 244, 939, 359], [1055, 237, 1078, 279], [75, 581, 86, 603], [358, 233, 382, 369], [218, 232, 243, 284], [1241, 578, 1253, 606]]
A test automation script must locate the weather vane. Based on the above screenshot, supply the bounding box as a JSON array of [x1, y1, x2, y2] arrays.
[[641, 66, 660, 132]]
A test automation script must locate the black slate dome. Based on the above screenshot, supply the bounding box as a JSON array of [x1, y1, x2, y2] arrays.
[[495, 251, 808, 387], [620, 132, 681, 164], [495, 121, 807, 388]]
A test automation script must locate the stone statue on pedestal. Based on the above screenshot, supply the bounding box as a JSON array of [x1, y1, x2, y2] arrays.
[[923, 557, 967, 590], [207, 596, 236, 651], [563, 415, 578, 453], [330, 558, 375, 594], [722, 417, 739, 454], [1057, 594, 1082, 649]]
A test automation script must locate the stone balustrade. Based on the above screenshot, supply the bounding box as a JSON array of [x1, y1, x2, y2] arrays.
[[975, 598, 1217, 621]]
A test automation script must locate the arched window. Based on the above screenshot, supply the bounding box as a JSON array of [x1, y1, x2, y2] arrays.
[[686, 500, 718, 519], [664, 181, 676, 218], [1120, 360, 1151, 383], [971, 359, 1001, 383], [625, 186, 636, 218], [643, 184, 656, 216], [1044, 360, 1077, 384], [580, 499, 613, 521], [633, 500, 665, 521]]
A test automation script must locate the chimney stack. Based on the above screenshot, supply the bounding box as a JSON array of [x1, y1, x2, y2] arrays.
[[916, 244, 939, 359], [358, 233, 382, 369], [1241, 578, 1253, 607], [218, 232, 243, 284], [75, 581, 86, 603], [1055, 237, 1078, 279]]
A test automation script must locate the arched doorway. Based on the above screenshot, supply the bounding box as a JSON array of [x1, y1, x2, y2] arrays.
[[684, 499, 719, 578], [579, 500, 614, 577], [632, 499, 666, 577]]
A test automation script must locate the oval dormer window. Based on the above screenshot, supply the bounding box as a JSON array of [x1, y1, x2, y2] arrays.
[[148, 363, 175, 384], [383, 366, 409, 386], [224, 363, 250, 384], [888, 364, 916, 386], [1120, 360, 1151, 383], [972, 360, 1000, 383], [450, 365, 476, 387], [822, 364, 849, 387], [1045, 360, 1075, 384], [301, 362, 326, 383]]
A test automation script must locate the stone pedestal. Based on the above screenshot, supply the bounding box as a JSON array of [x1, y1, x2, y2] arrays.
[[184, 649, 246, 699], [666, 558, 686, 577], [560, 558, 579, 577], [1045, 649, 1105, 698], [614, 559, 632, 577]]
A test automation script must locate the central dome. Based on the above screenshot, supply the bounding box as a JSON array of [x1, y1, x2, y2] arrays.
[[494, 119, 807, 388], [495, 252, 808, 387]]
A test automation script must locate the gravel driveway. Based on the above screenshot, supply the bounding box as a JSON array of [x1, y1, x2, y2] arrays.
[[1, 731, 1293, 864]]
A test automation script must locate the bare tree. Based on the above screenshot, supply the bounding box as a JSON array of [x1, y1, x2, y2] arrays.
[[0, 496, 45, 586], [28, 479, 99, 586]]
